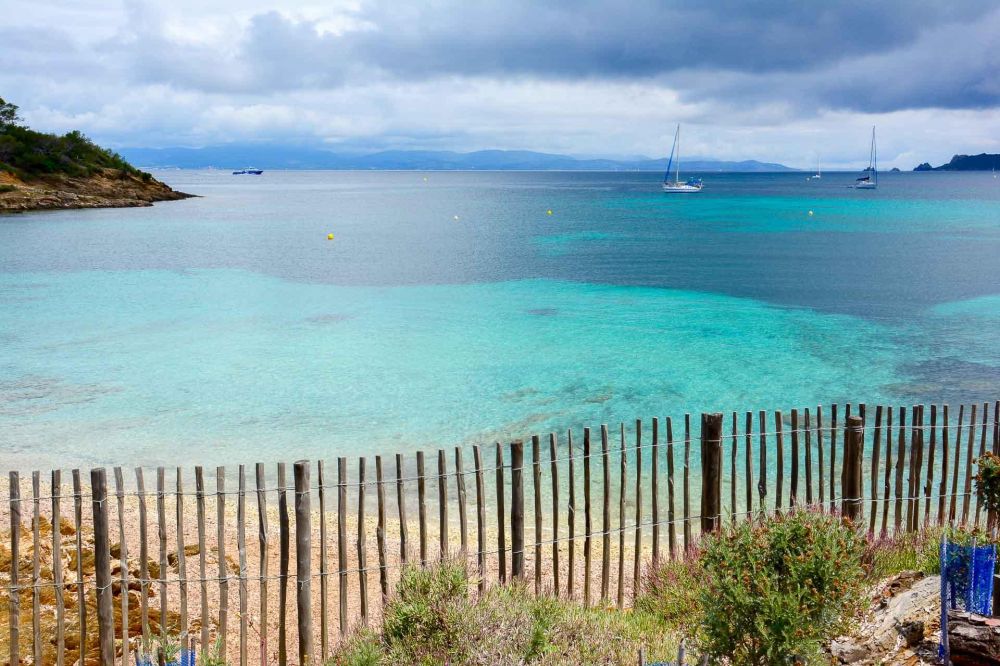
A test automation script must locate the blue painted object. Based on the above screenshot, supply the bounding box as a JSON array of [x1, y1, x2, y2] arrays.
[[939, 539, 996, 663]]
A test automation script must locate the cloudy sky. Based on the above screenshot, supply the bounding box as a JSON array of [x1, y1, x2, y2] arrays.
[[4, 0, 999, 169]]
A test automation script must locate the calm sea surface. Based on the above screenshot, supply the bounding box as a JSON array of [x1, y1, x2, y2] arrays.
[[2, 170, 999, 471]]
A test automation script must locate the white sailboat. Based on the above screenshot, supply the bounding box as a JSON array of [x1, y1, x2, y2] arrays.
[[810, 156, 822, 179], [662, 124, 703, 193], [854, 126, 878, 190]]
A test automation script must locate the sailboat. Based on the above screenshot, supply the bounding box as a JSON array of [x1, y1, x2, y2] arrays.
[[662, 125, 703, 193], [854, 126, 878, 189], [810, 156, 822, 179]]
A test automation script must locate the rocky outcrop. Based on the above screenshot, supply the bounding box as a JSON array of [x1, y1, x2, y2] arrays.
[[948, 611, 1000, 665], [0, 168, 193, 213], [830, 571, 941, 665]]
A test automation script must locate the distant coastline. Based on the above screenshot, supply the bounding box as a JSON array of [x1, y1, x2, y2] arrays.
[[914, 153, 1000, 171], [119, 145, 797, 172]]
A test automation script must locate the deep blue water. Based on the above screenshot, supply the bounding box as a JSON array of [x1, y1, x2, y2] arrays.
[[1, 170, 998, 470]]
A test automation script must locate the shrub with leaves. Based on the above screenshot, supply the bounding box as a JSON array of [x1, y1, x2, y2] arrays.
[[698, 510, 866, 665], [976, 452, 1000, 527]]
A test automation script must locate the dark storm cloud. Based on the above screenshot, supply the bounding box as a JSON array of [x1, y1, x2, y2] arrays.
[[108, 0, 996, 113]]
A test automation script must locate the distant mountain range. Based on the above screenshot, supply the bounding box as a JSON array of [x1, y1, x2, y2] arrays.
[[118, 145, 796, 172], [914, 153, 1000, 171]]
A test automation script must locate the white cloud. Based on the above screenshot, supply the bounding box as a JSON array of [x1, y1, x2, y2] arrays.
[[1, 0, 997, 168]]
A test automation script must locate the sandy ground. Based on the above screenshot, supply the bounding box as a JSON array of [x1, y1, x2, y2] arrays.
[[1, 469, 680, 666]]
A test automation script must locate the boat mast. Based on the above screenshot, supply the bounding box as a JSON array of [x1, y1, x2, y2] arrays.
[[664, 124, 678, 184], [676, 125, 681, 183], [872, 125, 877, 186]]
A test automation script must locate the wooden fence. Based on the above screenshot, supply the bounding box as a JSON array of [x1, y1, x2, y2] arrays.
[[2, 400, 999, 665]]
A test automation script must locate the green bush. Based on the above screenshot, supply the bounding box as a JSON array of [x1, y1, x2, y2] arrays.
[[328, 563, 679, 665], [635, 555, 704, 632], [698, 510, 866, 665]]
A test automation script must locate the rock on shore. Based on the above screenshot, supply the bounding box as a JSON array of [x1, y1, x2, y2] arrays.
[[0, 168, 193, 213]]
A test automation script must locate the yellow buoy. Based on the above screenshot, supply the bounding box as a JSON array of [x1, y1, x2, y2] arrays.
[[547, 209, 553, 215], [327, 233, 334, 240]]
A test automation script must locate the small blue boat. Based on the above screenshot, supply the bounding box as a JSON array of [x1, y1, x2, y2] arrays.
[[232, 167, 263, 175]]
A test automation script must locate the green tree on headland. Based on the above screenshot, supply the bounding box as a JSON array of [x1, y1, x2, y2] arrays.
[[0, 97, 23, 127], [0, 96, 148, 181]]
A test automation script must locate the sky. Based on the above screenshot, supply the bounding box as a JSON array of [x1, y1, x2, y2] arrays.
[[3, 0, 999, 169]]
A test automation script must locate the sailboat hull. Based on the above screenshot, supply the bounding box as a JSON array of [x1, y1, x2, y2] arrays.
[[662, 183, 703, 193], [854, 181, 877, 190]]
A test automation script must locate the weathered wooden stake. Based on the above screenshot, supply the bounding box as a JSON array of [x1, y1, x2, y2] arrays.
[[395, 454, 408, 565], [474, 445, 486, 593], [255, 463, 269, 665], [31, 471, 40, 666], [790, 409, 799, 507], [550, 433, 560, 597], [511, 440, 525, 581], [567, 431, 575, 598], [583, 428, 592, 606], [417, 451, 427, 566], [601, 424, 611, 604], [113, 468, 129, 665], [157, 467, 168, 640], [869, 406, 883, 535], [337, 458, 347, 636], [238, 466, 248, 666], [633, 420, 643, 588], [496, 443, 507, 583], [775, 410, 784, 514], [456, 447, 469, 557], [357, 457, 368, 625], [318, 460, 328, 658], [217, 467, 229, 648], [700, 413, 723, 534], [744, 412, 753, 514], [278, 463, 289, 664], [52, 470, 65, 666], [842, 416, 864, 522], [533, 435, 543, 596], [294, 461, 313, 664], [195, 466, 209, 655], [9, 472, 19, 666], [437, 449, 448, 561], [617, 424, 626, 608], [666, 417, 676, 559], [651, 417, 660, 565], [376, 456, 388, 604], [91, 468, 115, 666], [136, 467, 151, 638]]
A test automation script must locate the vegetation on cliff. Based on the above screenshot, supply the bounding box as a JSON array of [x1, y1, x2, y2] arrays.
[[0, 98, 147, 181], [0, 97, 190, 211]]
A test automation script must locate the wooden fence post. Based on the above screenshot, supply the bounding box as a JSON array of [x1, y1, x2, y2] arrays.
[[700, 413, 723, 534], [9, 471, 20, 666], [511, 440, 525, 581], [294, 461, 313, 664], [842, 416, 864, 522], [533, 435, 543, 596], [417, 451, 427, 567], [473, 445, 486, 593], [437, 450, 448, 561], [91, 468, 115, 666], [496, 443, 507, 584], [583, 429, 592, 606], [337, 458, 347, 636]]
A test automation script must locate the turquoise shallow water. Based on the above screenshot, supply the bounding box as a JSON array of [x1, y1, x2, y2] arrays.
[[1, 170, 999, 471]]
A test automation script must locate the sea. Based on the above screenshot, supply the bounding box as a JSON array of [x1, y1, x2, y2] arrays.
[[2, 170, 999, 472]]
